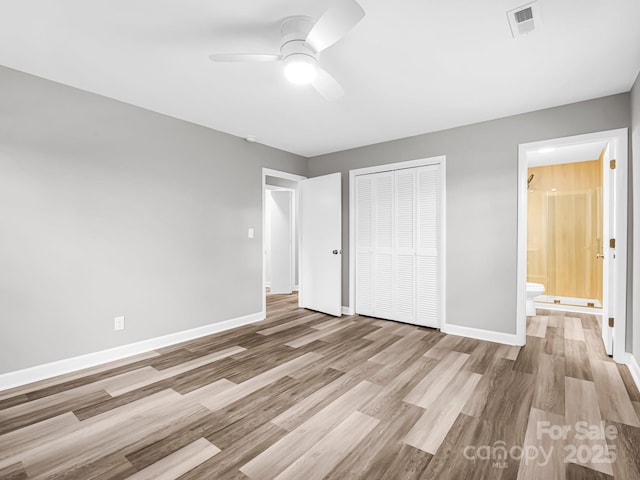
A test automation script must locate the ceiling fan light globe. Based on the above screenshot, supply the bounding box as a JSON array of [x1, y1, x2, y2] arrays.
[[283, 55, 317, 85]]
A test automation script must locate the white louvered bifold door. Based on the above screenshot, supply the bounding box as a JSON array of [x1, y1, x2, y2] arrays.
[[416, 165, 440, 327], [392, 168, 416, 322], [355, 174, 374, 316], [372, 172, 394, 319], [355, 164, 440, 327]]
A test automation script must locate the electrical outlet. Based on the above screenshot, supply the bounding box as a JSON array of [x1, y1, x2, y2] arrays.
[[114, 315, 125, 331]]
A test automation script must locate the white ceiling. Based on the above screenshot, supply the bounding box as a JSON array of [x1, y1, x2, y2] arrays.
[[0, 0, 639, 157], [527, 141, 607, 166]]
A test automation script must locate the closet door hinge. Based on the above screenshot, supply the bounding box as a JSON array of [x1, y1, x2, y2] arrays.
[[608, 317, 614, 328], [610, 159, 616, 169]]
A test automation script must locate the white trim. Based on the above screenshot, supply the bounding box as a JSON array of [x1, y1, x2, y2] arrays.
[[0, 311, 264, 392], [262, 168, 306, 317], [342, 306, 355, 315], [263, 168, 306, 183], [440, 159, 448, 332], [517, 129, 629, 357], [626, 353, 640, 392], [348, 156, 446, 177], [610, 133, 628, 364], [516, 143, 528, 346], [265, 185, 296, 192], [602, 142, 613, 354], [348, 155, 446, 328], [442, 323, 519, 346]]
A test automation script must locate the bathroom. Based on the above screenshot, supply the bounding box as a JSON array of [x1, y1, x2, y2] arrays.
[[525, 142, 607, 316]]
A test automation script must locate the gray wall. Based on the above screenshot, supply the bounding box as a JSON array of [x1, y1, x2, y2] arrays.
[[632, 71, 640, 361], [307, 94, 631, 336], [0, 66, 305, 374], [266, 176, 299, 189]]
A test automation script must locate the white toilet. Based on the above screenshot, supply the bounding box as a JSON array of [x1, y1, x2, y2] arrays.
[[526, 282, 545, 316]]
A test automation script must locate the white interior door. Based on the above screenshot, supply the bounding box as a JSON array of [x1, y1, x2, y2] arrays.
[[270, 190, 293, 294], [602, 144, 614, 355], [299, 173, 342, 316]]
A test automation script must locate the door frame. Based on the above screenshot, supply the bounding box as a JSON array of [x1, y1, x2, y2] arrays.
[[262, 168, 306, 318], [516, 129, 628, 362], [348, 155, 446, 326]]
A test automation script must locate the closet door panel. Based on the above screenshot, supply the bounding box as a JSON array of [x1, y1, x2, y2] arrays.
[[393, 168, 416, 322], [395, 168, 415, 250], [374, 253, 393, 318], [416, 165, 440, 327], [417, 256, 438, 327], [373, 172, 394, 318], [374, 173, 393, 250], [356, 252, 374, 315], [417, 165, 439, 253], [355, 175, 374, 316], [394, 254, 415, 321]]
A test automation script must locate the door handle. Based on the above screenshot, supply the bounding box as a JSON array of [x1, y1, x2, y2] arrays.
[[596, 253, 604, 259], [332, 250, 341, 255]]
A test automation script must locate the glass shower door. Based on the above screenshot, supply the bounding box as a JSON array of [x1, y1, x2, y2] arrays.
[[545, 188, 603, 307]]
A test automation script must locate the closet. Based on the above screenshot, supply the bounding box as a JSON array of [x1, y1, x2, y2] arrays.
[[354, 164, 441, 328]]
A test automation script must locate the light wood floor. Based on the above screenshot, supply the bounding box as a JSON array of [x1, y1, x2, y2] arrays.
[[1, 295, 640, 479]]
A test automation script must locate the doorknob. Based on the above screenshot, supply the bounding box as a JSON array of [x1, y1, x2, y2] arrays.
[[332, 250, 341, 255], [596, 253, 604, 259]]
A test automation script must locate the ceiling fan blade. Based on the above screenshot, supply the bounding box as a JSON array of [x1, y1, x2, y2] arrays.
[[312, 67, 344, 101], [305, 0, 365, 53], [209, 54, 281, 62]]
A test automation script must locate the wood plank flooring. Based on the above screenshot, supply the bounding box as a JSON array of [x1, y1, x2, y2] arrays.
[[1, 299, 640, 479]]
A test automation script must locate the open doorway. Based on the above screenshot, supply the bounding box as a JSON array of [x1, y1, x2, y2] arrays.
[[262, 169, 305, 315], [526, 142, 607, 309], [516, 129, 628, 363], [265, 185, 296, 293], [262, 168, 344, 318]]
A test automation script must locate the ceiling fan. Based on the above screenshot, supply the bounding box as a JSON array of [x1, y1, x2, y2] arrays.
[[209, 0, 366, 101]]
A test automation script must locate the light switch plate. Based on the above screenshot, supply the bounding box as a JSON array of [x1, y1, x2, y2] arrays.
[[248, 228, 254, 239], [114, 316, 125, 331]]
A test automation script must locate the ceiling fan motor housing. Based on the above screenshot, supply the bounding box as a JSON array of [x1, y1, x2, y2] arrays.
[[280, 16, 318, 64]]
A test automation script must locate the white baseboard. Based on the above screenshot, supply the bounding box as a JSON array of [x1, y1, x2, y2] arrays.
[[266, 284, 299, 292], [0, 311, 265, 392], [626, 353, 640, 392], [442, 323, 520, 346], [342, 306, 355, 315]]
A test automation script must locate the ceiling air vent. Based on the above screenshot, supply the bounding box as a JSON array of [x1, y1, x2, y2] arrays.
[[507, 1, 541, 38]]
